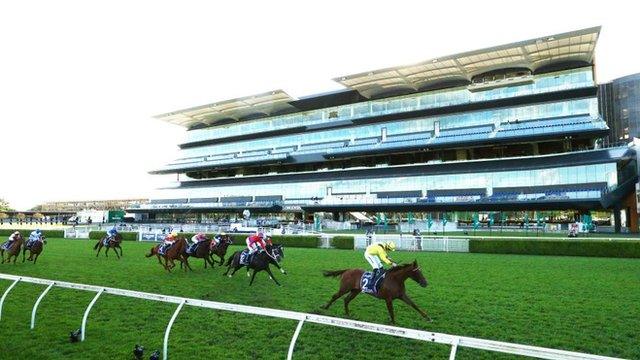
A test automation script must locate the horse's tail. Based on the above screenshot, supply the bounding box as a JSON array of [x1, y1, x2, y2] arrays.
[[93, 240, 100, 250], [224, 253, 235, 266], [322, 269, 348, 278], [145, 246, 156, 258]]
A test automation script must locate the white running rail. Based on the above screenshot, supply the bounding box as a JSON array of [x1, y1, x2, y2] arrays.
[[0, 273, 625, 360]]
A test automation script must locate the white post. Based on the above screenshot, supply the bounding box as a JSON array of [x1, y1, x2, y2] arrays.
[[31, 282, 55, 329], [287, 319, 305, 360], [81, 288, 104, 341], [163, 300, 185, 360], [0, 278, 20, 321], [449, 337, 460, 360]]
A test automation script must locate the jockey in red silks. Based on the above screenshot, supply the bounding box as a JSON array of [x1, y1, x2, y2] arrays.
[[246, 232, 266, 254]]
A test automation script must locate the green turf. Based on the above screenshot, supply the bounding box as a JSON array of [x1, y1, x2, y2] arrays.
[[0, 239, 637, 359]]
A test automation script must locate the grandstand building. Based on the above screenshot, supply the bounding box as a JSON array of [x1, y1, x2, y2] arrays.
[[133, 27, 640, 233]]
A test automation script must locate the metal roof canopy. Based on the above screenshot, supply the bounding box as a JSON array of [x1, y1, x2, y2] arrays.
[[334, 27, 600, 99], [154, 90, 298, 128]]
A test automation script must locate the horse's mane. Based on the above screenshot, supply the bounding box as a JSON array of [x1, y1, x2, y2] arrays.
[[387, 262, 414, 273]]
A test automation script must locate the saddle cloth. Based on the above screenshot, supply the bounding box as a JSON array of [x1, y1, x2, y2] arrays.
[[361, 270, 386, 295], [239, 249, 251, 265]]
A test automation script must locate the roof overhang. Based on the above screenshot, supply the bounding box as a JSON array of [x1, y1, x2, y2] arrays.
[[334, 27, 600, 99], [154, 90, 298, 129]]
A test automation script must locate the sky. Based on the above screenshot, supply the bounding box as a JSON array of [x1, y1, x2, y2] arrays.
[[0, 0, 639, 210]]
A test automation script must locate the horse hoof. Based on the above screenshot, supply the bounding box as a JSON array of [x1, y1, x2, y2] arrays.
[[246, 273, 250, 277], [280, 268, 286, 274], [228, 275, 232, 278]]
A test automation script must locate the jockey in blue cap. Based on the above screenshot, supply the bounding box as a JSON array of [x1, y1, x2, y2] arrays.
[[27, 229, 43, 248], [104, 227, 118, 244]]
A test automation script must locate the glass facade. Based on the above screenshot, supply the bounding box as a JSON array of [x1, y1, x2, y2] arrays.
[[183, 67, 594, 145], [177, 97, 599, 160], [152, 163, 617, 203]]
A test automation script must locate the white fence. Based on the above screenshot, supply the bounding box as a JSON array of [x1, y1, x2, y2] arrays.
[[0, 273, 622, 360], [354, 235, 470, 252]]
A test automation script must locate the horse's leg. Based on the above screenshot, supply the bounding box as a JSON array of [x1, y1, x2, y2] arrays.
[[12, 251, 18, 264], [1, 250, 4, 264], [95, 244, 101, 257], [264, 266, 281, 286], [113, 246, 120, 260], [22, 247, 26, 263], [117, 245, 123, 257], [104, 246, 109, 258], [400, 294, 432, 321], [322, 285, 351, 310], [343, 290, 360, 316], [182, 255, 193, 271], [385, 298, 396, 325], [156, 254, 163, 266], [249, 269, 257, 286], [33, 253, 39, 265], [228, 265, 241, 277]]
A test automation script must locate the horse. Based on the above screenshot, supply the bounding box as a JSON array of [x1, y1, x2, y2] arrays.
[[223, 244, 286, 286], [321, 260, 430, 324], [1, 233, 24, 264], [93, 233, 123, 259], [208, 234, 233, 266], [22, 236, 47, 264], [145, 237, 192, 272], [182, 238, 216, 269]]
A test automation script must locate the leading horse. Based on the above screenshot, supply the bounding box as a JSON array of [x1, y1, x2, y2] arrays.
[[1, 233, 24, 264], [22, 236, 46, 264], [94, 233, 123, 259], [322, 260, 431, 324]]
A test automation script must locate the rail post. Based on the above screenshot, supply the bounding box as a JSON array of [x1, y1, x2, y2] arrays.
[[0, 278, 20, 321], [163, 299, 186, 359], [81, 288, 104, 341], [449, 337, 460, 360], [286, 319, 306, 360], [31, 282, 55, 329]]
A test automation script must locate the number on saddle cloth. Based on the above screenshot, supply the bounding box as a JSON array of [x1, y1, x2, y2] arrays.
[[239, 249, 251, 265], [1, 241, 13, 250], [187, 242, 200, 254], [361, 270, 386, 295]]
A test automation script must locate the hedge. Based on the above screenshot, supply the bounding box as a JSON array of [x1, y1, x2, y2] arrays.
[[331, 236, 354, 249], [88, 231, 138, 241], [469, 239, 640, 258], [0, 229, 64, 238]]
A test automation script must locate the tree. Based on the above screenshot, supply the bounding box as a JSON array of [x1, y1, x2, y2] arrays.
[[0, 198, 12, 212]]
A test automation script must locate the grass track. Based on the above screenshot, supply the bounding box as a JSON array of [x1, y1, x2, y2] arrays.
[[0, 239, 637, 359]]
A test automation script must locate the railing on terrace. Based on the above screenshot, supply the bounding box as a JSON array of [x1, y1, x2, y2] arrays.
[[0, 273, 622, 360], [183, 69, 594, 145]]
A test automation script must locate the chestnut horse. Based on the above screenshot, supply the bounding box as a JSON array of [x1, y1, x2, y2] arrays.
[[322, 260, 431, 324], [182, 239, 216, 268], [22, 236, 46, 264], [1, 233, 24, 264], [145, 237, 192, 272], [94, 233, 123, 259]]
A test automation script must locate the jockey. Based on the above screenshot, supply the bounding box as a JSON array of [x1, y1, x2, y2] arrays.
[[190, 232, 207, 245], [364, 241, 397, 279], [246, 232, 266, 254], [212, 232, 226, 247], [28, 229, 43, 247], [160, 231, 178, 254], [2, 231, 20, 250], [106, 227, 118, 241]]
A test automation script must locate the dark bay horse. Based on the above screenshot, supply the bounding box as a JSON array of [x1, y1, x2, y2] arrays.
[[94, 233, 123, 259], [183, 239, 216, 268], [145, 238, 192, 272], [22, 237, 46, 264], [223, 244, 286, 286], [1, 233, 24, 264], [322, 260, 430, 324], [208, 235, 233, 266]]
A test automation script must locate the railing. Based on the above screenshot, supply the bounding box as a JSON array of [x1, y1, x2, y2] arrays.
[[0, 273, 622, 360]]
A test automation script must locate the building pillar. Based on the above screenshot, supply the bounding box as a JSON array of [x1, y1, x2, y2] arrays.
[[531, 143, 539, 155], [613, 206, 622, 233], [456, 149, 467, 161], [623, 190, 638, 233]]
